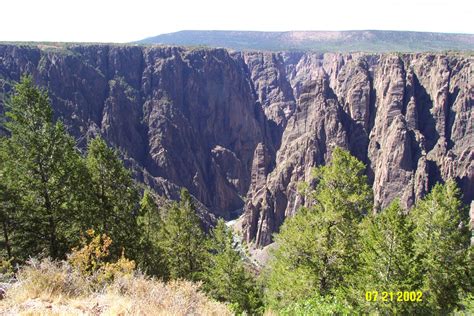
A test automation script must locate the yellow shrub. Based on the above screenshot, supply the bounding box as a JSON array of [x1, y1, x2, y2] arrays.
[[68, 229, 135, 286], [68, 229, 112, 275], [97, 250, 136, 284]]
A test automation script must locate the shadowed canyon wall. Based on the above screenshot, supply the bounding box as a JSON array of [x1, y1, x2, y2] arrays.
[[0, 45, 472, 246]]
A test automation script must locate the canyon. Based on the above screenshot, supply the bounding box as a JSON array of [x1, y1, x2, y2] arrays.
[[0, 44, 472, 247]]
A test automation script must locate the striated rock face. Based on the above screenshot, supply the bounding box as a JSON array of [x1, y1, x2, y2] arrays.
[[0, 45, 472, 246], [243, 52, 473, 246], [0, 45, 265, 219]]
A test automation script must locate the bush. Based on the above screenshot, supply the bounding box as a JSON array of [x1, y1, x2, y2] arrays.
[[0, 258, 231, 315], [453, 294, 474, 315], [67, 229, 135, 286], [279, 292, 355, 315], [0, 256, 14, 282], [5, 257, 89, 301]]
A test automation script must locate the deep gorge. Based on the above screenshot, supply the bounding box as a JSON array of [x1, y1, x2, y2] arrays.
[[0, 44, 472, 247]]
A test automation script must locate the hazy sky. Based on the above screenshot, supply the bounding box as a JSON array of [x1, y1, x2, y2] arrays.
[[1, 0, 472, 43]]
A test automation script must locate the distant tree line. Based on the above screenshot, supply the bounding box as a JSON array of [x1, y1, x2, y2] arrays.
[[1, 78, 472, 315]]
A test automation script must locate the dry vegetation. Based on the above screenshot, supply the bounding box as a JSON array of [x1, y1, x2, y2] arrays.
[[0, 258, 231, 315], [0, 231, 231, 316]]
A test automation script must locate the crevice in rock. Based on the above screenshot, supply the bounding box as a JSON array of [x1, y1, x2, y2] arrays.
[[446, 86, 459, 150], [413, 73, 439, 152]]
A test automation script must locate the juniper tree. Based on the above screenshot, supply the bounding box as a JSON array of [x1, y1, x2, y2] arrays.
[[85, 137, 141, 260], [0, 142, 18, 260], [203, 219, 263, 314], [0, 77, 89, 259], [411, 180, 472, 314], [136, 189, 166, 277], [264, 148, 372, 309], [354, 200, 421, 314], [158, 189, 206, 281]]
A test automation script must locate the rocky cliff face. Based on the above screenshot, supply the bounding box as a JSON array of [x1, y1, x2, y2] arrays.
[[0, 45, 267, 219], [242, 52, 473, 246], [0, 45, 472, 246]]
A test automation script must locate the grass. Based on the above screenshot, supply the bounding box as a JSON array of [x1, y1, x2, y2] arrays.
[[0, 258, 231, 315]]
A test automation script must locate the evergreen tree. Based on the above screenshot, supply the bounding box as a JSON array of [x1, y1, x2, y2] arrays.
[[264, 148, 372, 309], [0, 77, 89, 259], [158, 189, 206, 281], [0, 143, 18, 260], [203, 219, 263, 314], [136, 189, 166, 277], [354, 200, 421, 314], [85, 137, 141, 259], [411, 180, 472, 314]]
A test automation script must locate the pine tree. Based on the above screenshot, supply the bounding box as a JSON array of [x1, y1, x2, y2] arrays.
[[85, 137, 141, 260], [203, 219, 263, 314], [264, 148, 372, 309], [136, 190, 166, 277], [0, 77, 89, 259], [354, 200, 421, 314], [0, 140, 13, 259], [411, 180, 472, 314], [158, 189, 206, 281], [0, 143, 17, 260]]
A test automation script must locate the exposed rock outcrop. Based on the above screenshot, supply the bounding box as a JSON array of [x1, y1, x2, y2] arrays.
[[241, 52, 473, 246], [0, 45, 265, 219], [0, 45, 472, 246]]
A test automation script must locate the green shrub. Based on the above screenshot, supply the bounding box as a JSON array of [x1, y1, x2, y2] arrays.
[[279, 292, 355, 315]]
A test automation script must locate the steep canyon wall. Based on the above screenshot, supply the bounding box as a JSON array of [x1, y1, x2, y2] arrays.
[[0, 45, 472, 246]]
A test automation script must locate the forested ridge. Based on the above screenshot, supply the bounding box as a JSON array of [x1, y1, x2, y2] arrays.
[[1, 78, 472, 314]]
